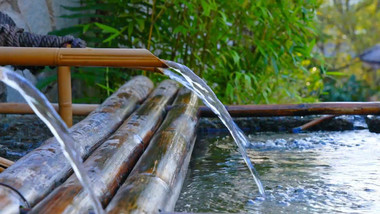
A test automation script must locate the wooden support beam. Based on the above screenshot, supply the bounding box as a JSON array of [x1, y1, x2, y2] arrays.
[[1, 102, 380, 117], [57, 65, 72, 127], [0, 103, 97, 115], [197, 102, 380, 117], [0, 76, 154, 213]]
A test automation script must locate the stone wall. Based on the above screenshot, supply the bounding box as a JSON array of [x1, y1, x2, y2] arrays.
[[0, 0, 79, 34], [0, 0, 80, 103]]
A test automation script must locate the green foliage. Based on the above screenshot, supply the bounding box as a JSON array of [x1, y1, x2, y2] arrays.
[[321, 74, 374, 101], [55, 0, 323, 104], [317, 0, 380, 101]]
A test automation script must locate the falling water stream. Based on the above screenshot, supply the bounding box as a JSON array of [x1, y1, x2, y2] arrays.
[[160, 61, 265, 196], [0, 67, 104, 214]]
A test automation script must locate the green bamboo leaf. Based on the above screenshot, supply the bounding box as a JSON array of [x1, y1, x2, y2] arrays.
[[95, 22, 120, 34]]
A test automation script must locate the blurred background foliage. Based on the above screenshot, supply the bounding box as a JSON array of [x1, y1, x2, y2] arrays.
[[51, 0, 323, 104], [48, 0, 379, 104], [317, 0, 380, 101]]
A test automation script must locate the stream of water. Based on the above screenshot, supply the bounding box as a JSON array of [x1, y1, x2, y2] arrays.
[[161, 61, 265, 196], [0, 67, 104, 214]]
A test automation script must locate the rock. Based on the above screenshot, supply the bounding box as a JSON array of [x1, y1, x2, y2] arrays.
[[366, 115, 380, 133]]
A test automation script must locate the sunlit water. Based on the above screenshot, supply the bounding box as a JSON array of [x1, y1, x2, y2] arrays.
[[0, 67, 104, 214], [161, 61, 265, 196], [175, 129, 380, 213]]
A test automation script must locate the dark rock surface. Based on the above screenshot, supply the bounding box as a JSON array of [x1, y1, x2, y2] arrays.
[[366, 115, 380, 133]]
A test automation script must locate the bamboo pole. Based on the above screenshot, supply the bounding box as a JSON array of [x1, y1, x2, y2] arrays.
[[292, 115, 336, 133], [0, 157, 14, 169], [0, 47, 167, 71], [0, 103, 97, 115], [0, 76, 154, 213], [198, 102, 380, 117], [30, 80, 179, 214], [106, 88, 199, 214], [1, 102, 380, 116], [57, 65, 73, 127]]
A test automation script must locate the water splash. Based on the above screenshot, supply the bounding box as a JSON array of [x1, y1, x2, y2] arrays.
[[160, 61, 265, 196], [0, 67, 104, 214]]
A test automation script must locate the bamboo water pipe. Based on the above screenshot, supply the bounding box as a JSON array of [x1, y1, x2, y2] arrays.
[[106, 88, 199, 213], [1, 102, 380, 116], [31, 80, 179, 214], [292, 115, 336, 133], [0, 47, 167, 70], [0, 76, 154, 213], [0, 47, 168, 126]]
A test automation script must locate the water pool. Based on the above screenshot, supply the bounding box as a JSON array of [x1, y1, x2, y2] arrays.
[[175, 130, 380, 213]]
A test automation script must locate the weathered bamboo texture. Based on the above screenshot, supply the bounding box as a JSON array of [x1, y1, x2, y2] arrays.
[[198, 102, 380, 117], [0, 157, 13, 169], [106, 88, 199, 214], [0, 76, 153, 213], [30, 80, 179, 214]]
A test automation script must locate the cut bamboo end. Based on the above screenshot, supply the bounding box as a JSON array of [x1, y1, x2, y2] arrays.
[[30, 80, 180, 214], [106, 88, 199, 213], [0, 76, 154, 213]]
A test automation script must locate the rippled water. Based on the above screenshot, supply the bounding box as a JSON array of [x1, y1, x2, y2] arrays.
[[176, 130, 380, 213]]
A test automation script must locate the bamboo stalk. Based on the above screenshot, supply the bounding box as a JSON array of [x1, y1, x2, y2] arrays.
[[292, 115, 336, 133], [1, 102, 380, 116], [0, 103, 97, 115], [0, 47, 167, 71], [106, 88, 199, 214], [0, 157, 14, 169], [57, 65, 73, 127], [198, 102, 380, 117], [30, 80, 179, 214], [0, 76, 154, 213]]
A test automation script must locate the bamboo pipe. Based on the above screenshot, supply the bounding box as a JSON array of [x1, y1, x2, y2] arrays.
[[1, 102, 380, 116], [0, 76, 154, 213], [0, 157, 14, 169], [292, 115, 336, 133], [31, 80, 179, 214], [198, 102, 380, 117], [106, 88, 199, 213], [0, 47, 167, 71], [0, 103, 97, 115]]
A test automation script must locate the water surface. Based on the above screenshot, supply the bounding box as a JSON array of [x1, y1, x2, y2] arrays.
[[176, 130, 380, 213]]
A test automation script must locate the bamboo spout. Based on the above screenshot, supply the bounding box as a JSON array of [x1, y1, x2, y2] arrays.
[[0, 47, 167, 72]]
